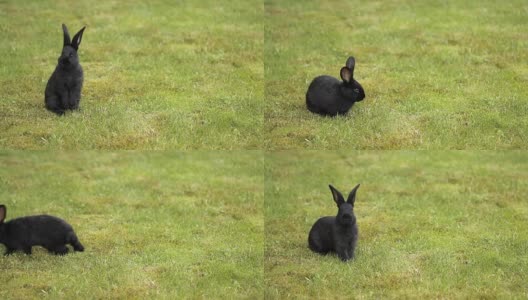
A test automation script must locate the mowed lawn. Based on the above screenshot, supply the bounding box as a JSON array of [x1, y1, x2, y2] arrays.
[[0, 151, 263, 298], [265, 0, 528, 149], [0, 0, 262, 149], [265, 151, 528, 298]]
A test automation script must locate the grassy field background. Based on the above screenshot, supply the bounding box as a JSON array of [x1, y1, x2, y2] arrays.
[[265, 0, 528, 149], [265, 151, 528, 298], [0, 151, 263, 298], [0, 0, 262, 149]]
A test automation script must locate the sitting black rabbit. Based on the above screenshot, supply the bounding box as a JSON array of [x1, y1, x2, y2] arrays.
[[0, 205, 84, 255], [306, 56, 365, 116], [44, 24, 86, 115], [308, 184, 360, 262]]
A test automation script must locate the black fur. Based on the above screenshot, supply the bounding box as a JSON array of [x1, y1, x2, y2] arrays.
[[308, 184, 360, 262], [0, 205, 84, 256], [306, 56, 365, 116], [44, 24, 86, 116]]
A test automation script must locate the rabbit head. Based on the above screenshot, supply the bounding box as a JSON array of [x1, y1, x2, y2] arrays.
[[339, 56, 365, 102], [58, 24, 85, 68], [329, 184, 360, 226]]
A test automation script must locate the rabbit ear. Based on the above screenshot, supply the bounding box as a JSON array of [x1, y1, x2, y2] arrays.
[[0, 205, 6, 223], [340, 67, 352, 83], [329, 185, 345, 206], [62, 24, 71, 47], [345, 56, 356, 75], [71, 26, 86, 51], [347, 184, 360, 205]]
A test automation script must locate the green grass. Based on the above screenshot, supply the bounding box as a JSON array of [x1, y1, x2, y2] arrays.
[[265, 0, 528, 149], [265, 151, 528, 298], [3, 0, 527, 150], [1, 152, 527, 298], [0, 151, 263, 298], [0, 0, 263, 149]]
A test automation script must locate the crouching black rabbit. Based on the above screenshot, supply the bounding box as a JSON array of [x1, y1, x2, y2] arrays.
[[308, 184, 360, 262], [306, 56, 365, 116], [45, 24, 86, 115], [0, 205, 84, 255]]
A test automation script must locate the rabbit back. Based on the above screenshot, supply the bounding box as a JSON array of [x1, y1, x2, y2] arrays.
[[306, 76, 354, 116], [308, 216, 336, 254], [2, 215, 83, 253]]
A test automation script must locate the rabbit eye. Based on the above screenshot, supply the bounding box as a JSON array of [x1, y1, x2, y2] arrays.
[[354, 89, 359, 93], [69, 53, 73, 57]]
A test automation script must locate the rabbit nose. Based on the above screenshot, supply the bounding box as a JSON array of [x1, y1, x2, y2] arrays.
[[343, 214, 351, 219]]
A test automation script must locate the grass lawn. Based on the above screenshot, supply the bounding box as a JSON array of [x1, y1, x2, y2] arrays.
[[0, 151, 263, 298], [265, 0, 528, 149], [0, 0, 262, 149], [265, 151, 528, 298]]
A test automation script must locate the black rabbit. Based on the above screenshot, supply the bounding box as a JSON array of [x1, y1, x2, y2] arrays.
[[308, 184, 360, 262], [306, 56, 365, 116], [44, 24, 86, 116], [0, 205, 84, 255]]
